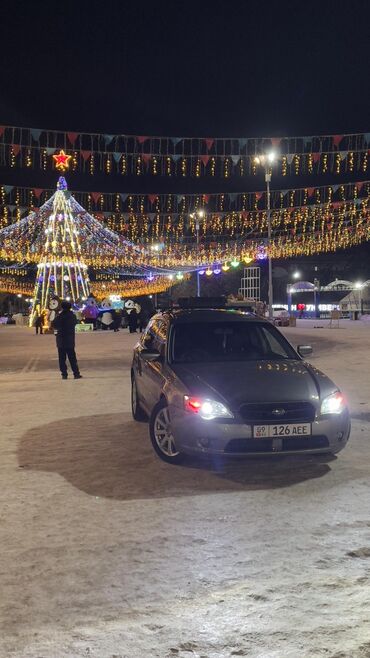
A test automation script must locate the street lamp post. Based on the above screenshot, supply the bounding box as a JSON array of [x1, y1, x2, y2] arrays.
[[191, 209, 204, 297], [355, 281, 364, 316], [196, 218, 200, 297], [255, 153, 275, 320]]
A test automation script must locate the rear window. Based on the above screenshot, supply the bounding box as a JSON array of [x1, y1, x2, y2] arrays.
[[170, 321, 297, 363]]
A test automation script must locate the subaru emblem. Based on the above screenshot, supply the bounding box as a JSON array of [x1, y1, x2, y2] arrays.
[[271, 408, 286, 416]]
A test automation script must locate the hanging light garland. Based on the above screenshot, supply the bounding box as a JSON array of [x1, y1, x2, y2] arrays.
[[1, 125, 370, 177]]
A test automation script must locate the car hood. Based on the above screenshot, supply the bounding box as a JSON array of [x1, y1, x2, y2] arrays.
[[171, 360, 337, 407]]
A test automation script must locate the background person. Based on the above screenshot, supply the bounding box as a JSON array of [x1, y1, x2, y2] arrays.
[[128, 308, 138, 333], [52, 300, 82, 380], [34, 312, 43, 334]]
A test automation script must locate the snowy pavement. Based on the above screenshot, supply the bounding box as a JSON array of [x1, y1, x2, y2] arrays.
[[0, 323, 370, 657]]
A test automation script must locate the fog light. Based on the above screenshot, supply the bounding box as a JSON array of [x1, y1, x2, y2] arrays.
[[337, 431, 344, 441], [198, 437, 210, 448]]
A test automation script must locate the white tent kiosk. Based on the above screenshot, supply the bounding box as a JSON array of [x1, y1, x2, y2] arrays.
[[287, 279, 370, 318]]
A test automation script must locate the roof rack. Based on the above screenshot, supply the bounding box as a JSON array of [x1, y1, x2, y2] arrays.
[[177, 296, 227, 309], [225, 300, 255, 312]]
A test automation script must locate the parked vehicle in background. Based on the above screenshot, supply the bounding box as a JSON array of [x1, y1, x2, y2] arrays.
[[266, 306, 290, 326], [131, 298, 350, 464]]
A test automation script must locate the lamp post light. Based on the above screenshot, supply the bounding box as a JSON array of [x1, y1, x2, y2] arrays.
[[190, 209, 204, 297], [255, 152, 275, 319], [355, 281, 364, 315]]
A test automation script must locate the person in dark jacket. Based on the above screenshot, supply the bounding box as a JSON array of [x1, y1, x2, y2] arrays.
[[138, 309, 148, 333], [52, 300, 82, 380], [128, 308, 138, 333], [34, 313, 43, 335]]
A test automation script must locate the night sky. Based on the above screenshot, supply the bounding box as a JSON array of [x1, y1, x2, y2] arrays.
[[2, 1, 369, 138], [0, 0, 369, 279]]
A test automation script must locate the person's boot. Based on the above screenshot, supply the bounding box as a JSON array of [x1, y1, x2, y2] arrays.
[[62, 374, 68, 380], [74, 373, 82, 379]]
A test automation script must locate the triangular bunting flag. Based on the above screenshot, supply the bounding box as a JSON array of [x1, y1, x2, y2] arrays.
[[339, 151, 348, 160], [3, 185, 13, 194], [46, 147, 56, 155], [11, 144, 21, 156], [239, 138, 247, 148], [0, 126, 5, 137], [303, 137, 312, 147], [200, 155, 209, 167], [231, 156, 240, 165], [177, 195, 184, 203], [113, 152, 122, 163], [172, 154, 181, 162], [331, 185, 339, 193], [229, 193, 238, 203], [307, 188, 315, 197], [33, 188, 44, 199], [30, 129, 42, 142], [81, 150, 92, 161], [286, 154, 294, 165], [148, 195, 157, 205], [205, 138, 214, 151], [311, 152, 321, 163], [67, 132, 79, 145], [364, 133, 370, 144], [271, 137, 281, 147], [356, 181, 364, 191], [171, 137, 182, 145], [120, 193, 128, 202], [142, 154, 151, 164], [255, 192, 263, 201], [137, 136, 149, 144], [91, 192, 101, 204], [333, 135, 343, 148], [103, 134, 115, 145]]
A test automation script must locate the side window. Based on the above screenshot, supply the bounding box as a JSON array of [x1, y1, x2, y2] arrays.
[[142, 319, 167, 356], [152, 320, 167, 356], [261, 326, 289, 358], [141, 320, 154, 346]]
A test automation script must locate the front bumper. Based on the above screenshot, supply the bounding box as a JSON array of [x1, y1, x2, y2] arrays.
[[169, 405, 351, 456]]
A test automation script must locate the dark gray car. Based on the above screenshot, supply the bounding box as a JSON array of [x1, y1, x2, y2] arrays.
[[131, 308, 350, 463]]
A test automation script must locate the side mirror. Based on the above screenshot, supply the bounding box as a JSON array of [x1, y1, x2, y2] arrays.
[[297, 345, 313, 358], [141, 348, 161, 362]]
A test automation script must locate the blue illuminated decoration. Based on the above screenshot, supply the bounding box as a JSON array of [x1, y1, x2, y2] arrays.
[[57, 176, 68, 191]]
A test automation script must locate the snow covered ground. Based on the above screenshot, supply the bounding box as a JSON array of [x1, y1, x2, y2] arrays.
[[0, 322, 369, 658]]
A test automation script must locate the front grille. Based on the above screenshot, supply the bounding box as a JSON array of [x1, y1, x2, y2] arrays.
[[239, 401, 316, 424], [224, 435, 329, 453], [282, 436, 329, 451], [225, 439, 273, 453]]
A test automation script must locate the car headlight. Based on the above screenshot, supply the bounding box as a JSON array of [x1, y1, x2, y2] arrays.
[[184, 396, 234, 420], [320, 392, 346, 415]]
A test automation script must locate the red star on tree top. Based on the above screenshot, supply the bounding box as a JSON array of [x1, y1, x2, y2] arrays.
[[53, 150, 71, 171]]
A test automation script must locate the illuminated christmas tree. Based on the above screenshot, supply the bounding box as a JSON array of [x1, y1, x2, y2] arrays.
[[31, 176, 90, 315], [0, 169, 184, 320]]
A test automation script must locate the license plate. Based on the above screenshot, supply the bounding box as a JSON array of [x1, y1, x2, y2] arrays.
[[253, 423, 311, 438]]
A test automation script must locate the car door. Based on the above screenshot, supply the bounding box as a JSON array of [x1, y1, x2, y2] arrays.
[[134, 319, 155, 408], [137, 318, 168, 413]]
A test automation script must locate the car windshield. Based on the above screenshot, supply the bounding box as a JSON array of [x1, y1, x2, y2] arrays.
[[171, 321, 297, 363]]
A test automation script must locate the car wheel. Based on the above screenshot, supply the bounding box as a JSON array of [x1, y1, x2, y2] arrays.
[[149, 400, 185, 464], [131, 375, 147, 421]]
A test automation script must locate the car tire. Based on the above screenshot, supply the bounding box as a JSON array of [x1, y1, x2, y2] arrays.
[[131, 375, 147, 422], [149, 399, 185, 464]]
